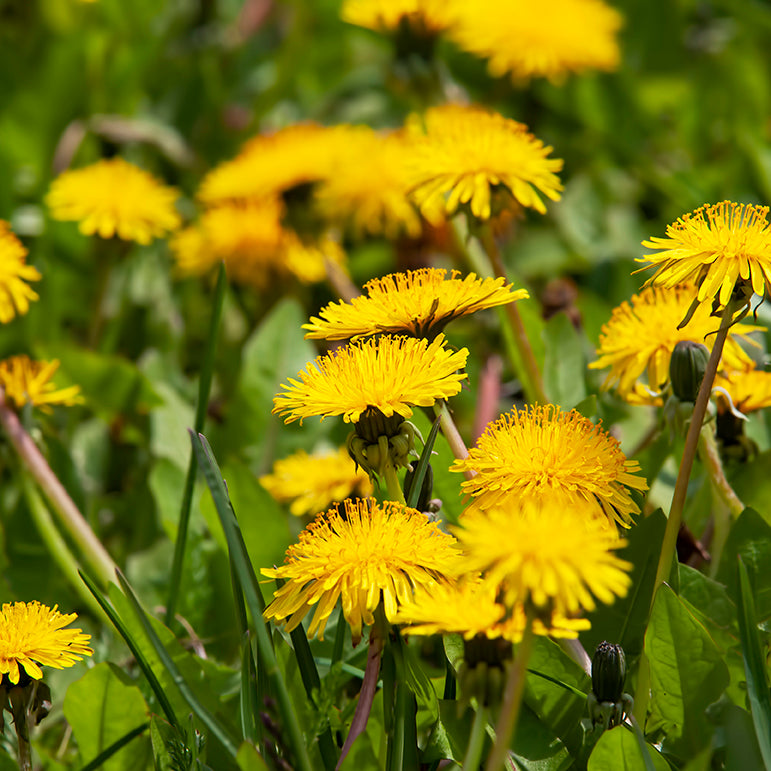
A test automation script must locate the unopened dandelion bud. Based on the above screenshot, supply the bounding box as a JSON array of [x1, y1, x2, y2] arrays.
[[591, 641, 626, 705], [669, 340, 709, 402]]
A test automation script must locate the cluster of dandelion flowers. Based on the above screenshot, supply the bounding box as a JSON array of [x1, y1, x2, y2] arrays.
[[273, 333, 468, 425], [341, 0, 456, 35], [447, 0, 622, 83], [170, 199, 345, 289], [0, 221, 41, 324], [0, 356, 83, 413], [304, 267, 528, 341], [393, 576, 589, 641], [453, 404, 647, 528], [0, 602, 93, 685], [406, 104, 563, 221], [259, 447, 374, 517], [46, 158, 181, 245], [454, 498, 631, 620], [714, 366, 771, 415], [262, 498, 462, 642], [590, 284, 761, 404], [639, 201, 771, 312]]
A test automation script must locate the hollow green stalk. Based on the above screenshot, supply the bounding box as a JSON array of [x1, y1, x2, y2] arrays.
[[165, 261, 227, 625], [9, 687, 32, 771], [462, 705, 489, 771], [653, 301, 736, 593], [485, 611, 535, 771], [433, 400, 474, 478], [0, 392, 116, 587]]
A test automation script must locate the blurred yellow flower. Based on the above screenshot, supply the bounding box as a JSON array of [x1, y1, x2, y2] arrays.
[[639, 201, 771, 312], [714, 366, 771, 415], [46, 158, 181, 244], [454, 497, 631, 617], [342, 0, 456, 35], [406, 104, 563, 220], [0, 356, 83, 413], [273, 333, 468, 425], [304, 267, 527, 341], [447, 0, 622, 82], [170, 199, 345, 288], [259, 447, 374, 517], [590, 284, 761, 404], [0, 221, 40, 324], [0, 602, 92, 685], [453, 404, 647, 527], [262, 498, 462, 642]]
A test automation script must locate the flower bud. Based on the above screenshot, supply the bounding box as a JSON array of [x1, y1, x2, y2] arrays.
[[591, 641, 626, 705], [669, 340, 709, 402]]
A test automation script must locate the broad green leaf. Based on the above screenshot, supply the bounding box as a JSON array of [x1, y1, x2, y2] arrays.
[[730, 450, 771, 524], [645, 584, 729, 756], [63, 662, 152, 771], [149, 457, 205, 541], [149, 381, 196, 468], [723, 702, 766, 771], [512, 703, 573, 770], [237, 742, 270, 771], [736, 557, 771, 770], [588, 726, 669, 771], [717, 508, 771, 626], [581, 509, 667, 660], [543, 311, 587, 409]]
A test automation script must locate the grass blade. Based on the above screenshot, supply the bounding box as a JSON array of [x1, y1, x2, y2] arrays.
[[405, 415, 442, 509]]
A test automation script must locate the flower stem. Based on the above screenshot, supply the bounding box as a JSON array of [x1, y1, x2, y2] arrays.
[[698, 426, 744, 518], [477, 227, 547, 406], [433, 400, 474, 479], [485, 611, 535, 771], [9, 687, 32, 771], [462, 705, 489, 771], [652, 302, 735, 593], [381, 444, 406, 504], [165, 261, 227, 625], [0, 391, 116, 587]]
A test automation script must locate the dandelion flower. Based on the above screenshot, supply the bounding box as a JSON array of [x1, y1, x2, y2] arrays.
[[639, 201, 771, 312], [262, 498, 461, 641], [0, 356, 83, 413], [171, 199, 345, 288], [273, 333, 468, 425], [394, 576, 589, 640], [0, 602, 92, 685], [590, 284, 761, 404], [455, 498, 631, 616], [447, 0, 622, 83], [46, 158, 181, 244], [304, 267, 527, 341], [714, 366, 771, 415], [198, 124, 364, 205], [259, 447, 374, 517], [453, 404, 647, 527], [342, 0, 456, 35], [406, 104, 563, 221], [0, 221, 40, 324]]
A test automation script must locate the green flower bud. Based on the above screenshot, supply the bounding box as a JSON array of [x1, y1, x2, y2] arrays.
[[591, 641, 626, 705], [669, 340, 709, 403]]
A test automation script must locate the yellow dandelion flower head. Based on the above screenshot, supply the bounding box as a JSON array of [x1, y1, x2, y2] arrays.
[[273, 333, 469, 425], [589, 284, 762, 404], [405, 104, 563, 221], [714, 366, 771, 415], [0, 221, 41, 324], [639, 201, 771, 311], [0, 602, 93, 685], [453, 404, 647, 527], [46, 158, 181, 245], [259, 446, 374, 517], [314, 129, 433, 239], [262, 497, 462, 641], [447, 0, 622, 83], [454, 497, 631, 617], [198, 124, 366, 205], [170, 199, 346, 288], [393, 575, 590, 641], [304, 267, 528, 341], [342, 0, 457, 35], [0, 356, 83, 413]]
